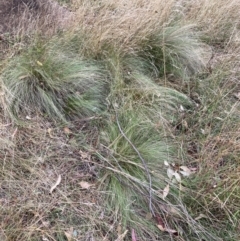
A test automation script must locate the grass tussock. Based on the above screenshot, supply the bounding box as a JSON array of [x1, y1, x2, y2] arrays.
[[97, 112, 218, 240], [1, 39, 106, 122], [0, 0, 240, 240], [104, 53, 193, 128], [139, 24, 207, 80]]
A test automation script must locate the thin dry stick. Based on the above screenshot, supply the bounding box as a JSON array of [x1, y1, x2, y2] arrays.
[[114, 110, 155, 216]]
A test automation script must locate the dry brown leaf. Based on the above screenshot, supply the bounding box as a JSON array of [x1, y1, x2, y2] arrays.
[[157, 224, 165, 232], [37, 60, 43, 66], [64, 127, 72, 134], [164, 160, 169, 166], [47, 128, 54, 138], [156, 215, 178, 235], [79, 150, 90, 160], [234, 92, 240, 100], [19, 75, 29, 80], [64, 231, 72, 241], [182, 120, 188, 129], [42, 236, 50, 241], [157, 224, 178, 235], [163, 184, 170, 200], [79, 181, 94, 190], [180, 166, 197, 177], [117, 224, 122, 236], [50, 175, 62, 193], [41, 221, 50, 227], [114, 230, 128, 241], [165, 228, 178, 234], [167, 167, 175, 179], [195, 213, 208, 221], [179, 171, 190, 177], [180, 166, 192, 176], [180, 166, 191, 173], [156, 215, 165, 231], [174, 172, 181, 182]]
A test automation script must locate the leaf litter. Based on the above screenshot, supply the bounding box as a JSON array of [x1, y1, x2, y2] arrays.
[[50, 175, 62, 193]]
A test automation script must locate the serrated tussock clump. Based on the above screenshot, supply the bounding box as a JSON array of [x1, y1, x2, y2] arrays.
[[1, 40, 106, 122]]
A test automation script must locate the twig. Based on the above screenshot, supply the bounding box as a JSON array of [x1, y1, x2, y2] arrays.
[[114, 110, 155, 216]]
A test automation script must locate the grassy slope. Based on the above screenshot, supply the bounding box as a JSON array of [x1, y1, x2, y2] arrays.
[[0, 0, 240, 240]]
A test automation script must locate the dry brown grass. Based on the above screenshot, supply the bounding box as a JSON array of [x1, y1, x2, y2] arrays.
[[0, 115, 113, 240], [181, 0, 240, 44], [67, 0, 176, 56], [0, 0, 72, 39], [1, 0, 240, 240]]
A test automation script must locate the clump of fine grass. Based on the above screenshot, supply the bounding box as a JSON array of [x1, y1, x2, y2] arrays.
[[138, 24, 207, 80], [104, 53, 193, 129], [1, 38, 106, 122], [95, 111, 221, 240], [98, 112, 170, 235]]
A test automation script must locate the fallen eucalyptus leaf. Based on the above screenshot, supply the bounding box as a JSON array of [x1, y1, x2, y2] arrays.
[[165, 228, 178, 234], [156, 215, 165, 231], [114, 230, 128, 241], [47, 128, 54, 138], [42, 236, 50, 241], [64, 231, 73, 241], [195, 213, 208, 221], [180, 171, 190, 177], [234, 92, 240, 100], [163, 184, 170, 200], [50, 175, 61, 193], [19, 75, 29, 80], [164, 161, 169, 166], [167, 168, 175, 179], [157, 224, 165, 232], [37, 60, 43, 66], [79, 181, 94, 190], [174, 172, 181, 182], [64, 127, 72, 135], [180, 166, 194, 177], [79, 150, 90, 160]]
